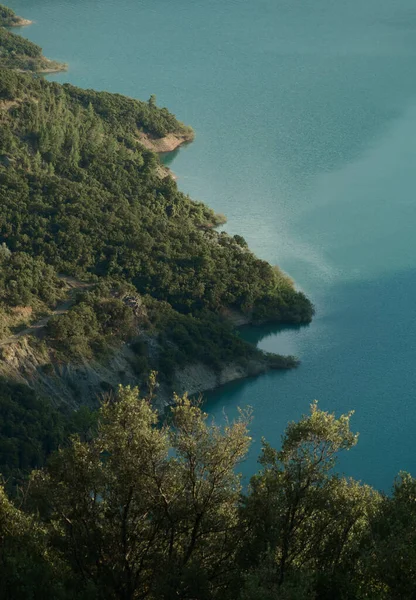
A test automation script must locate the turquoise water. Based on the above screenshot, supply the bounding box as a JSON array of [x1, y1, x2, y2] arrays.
[[9, 0, 416, 490]]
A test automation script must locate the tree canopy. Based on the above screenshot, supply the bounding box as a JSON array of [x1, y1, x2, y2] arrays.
[[0, 391, 414, 599], [0, 69, 312, 325]]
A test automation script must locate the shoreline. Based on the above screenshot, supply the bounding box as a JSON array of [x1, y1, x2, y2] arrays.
[[10, 17, 33, 27], [146, 132, 192, 180], [172, 358, 274, 401], [15, 64, 68, 74], [39, 65, 67, 74], [0, 5, 308, 408], [38, 58, 68, 74], [137, 131, 194, 154], [0, 335, 295, 410]]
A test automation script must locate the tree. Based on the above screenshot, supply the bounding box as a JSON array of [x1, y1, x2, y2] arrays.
[[29, 382, 251, 599], [0, 243, 11, 260], [364, 473, 416, 599], [239, 402, 380, 598], [0, 485, 64, 599], [0, 393, 415, 598]]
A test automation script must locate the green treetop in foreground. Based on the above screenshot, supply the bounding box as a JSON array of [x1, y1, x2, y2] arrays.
[[0, 387, 415, 599]]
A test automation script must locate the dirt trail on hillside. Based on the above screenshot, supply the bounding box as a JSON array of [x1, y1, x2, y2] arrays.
[[0, 276, 94, 347]]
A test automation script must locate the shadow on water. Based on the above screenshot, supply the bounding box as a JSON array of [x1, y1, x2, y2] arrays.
[[204, 268, 416, 493], [160, 142, 194, 168], [160, 148, 180, 166], [238, 321, 308, 346]]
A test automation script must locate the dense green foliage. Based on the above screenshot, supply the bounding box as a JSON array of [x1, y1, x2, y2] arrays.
[[66, 85, 194, 139], [46, 283, 138, 359], [0, 245, 66, 337], [0, 66, 312, 380], [44, 284, 295, 384], [0, 390, 414, 599], [0, 26, 64, 72], [0, 25, 40, 57], [0, 245, 64, 309], [0, 377, 96, 491], [0, 4, 21, 27], [150, 298, 297, 381], [0, 378, 64, 482], [0, 69, 312, 323]]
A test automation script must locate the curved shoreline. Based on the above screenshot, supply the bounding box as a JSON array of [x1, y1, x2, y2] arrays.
[[0, 4, 310, 408]]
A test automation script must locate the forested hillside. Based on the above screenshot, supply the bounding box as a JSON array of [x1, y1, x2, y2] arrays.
[[0, 16, 312, 485], [0, 10, 65, 72], [0, 3, 27, 26], [0, 70, 311, 322], [0, 67, 312, 388], [0, 6, 315, 446], [0, 6, 415, 599]]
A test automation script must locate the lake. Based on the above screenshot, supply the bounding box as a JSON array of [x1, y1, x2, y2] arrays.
[[9, 0, 416, 490]]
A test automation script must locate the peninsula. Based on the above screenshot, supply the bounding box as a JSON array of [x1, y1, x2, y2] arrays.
[[0, 4, 66, 72], [0, 5, 313, 409], [0, 3, 31, 26], [0, 7, 414, 600]]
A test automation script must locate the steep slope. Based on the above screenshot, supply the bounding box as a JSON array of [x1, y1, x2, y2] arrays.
[[0, 5, 314, 405], [0, 70, 312, 322], [0, 68, 313, 403]]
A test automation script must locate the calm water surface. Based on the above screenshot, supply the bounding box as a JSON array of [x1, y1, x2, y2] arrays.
[[9, 0, 416, 490]]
